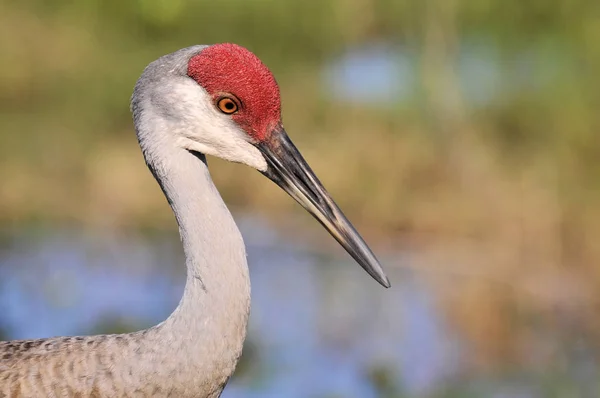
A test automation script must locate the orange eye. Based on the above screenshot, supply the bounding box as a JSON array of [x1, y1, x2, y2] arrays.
[[217, 97, 239, 114]]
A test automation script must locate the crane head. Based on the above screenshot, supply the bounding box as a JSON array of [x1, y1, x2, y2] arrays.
[[133, 43, 390, 288], [187, 43, 281, 143]]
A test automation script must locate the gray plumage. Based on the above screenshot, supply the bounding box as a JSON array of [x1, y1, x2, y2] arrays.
[[1, 46, 250, 398], [1, 43, 390, 398]]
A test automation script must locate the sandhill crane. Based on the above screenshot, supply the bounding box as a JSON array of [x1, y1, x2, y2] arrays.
[[0, 43, 390, 397]]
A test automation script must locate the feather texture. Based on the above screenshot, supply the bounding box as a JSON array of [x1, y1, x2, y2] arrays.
[[1, 46, 252, 398]]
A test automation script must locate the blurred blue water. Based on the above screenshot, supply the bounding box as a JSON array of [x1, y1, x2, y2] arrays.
[[324, 40, 563, 107], [0, 215, 460, 397]]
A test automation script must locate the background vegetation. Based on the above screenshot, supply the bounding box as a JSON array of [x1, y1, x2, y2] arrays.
[[1, 0, 600, 395]]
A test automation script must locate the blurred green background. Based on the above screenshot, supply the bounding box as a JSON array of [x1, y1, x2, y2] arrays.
[[1, 0, 600, 396]]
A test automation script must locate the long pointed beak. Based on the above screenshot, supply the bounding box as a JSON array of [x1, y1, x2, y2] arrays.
[[257, 127, 390, 288]]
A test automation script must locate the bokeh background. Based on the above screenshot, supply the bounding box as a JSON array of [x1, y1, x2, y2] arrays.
[[1, 0, 600, 396]]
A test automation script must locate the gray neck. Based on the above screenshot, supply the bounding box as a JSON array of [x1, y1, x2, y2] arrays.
[[127, 46, 250, 393], [144, 144, 251, 389]]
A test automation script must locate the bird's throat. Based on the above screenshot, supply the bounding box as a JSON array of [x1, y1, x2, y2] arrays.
[[149, 147, 251, 388]]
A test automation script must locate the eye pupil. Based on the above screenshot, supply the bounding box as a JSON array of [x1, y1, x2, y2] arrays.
[[225, 101, 234, 109]]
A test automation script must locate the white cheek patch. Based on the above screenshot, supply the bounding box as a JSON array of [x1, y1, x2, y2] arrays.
[[180, 136, 268, 172], [167, 80, 268, 172]]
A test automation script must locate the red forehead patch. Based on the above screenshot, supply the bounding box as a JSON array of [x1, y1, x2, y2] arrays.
[[187, 43, 281, 141]]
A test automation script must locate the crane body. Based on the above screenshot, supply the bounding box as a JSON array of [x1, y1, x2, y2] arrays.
[[0, 44, 389, 397]]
